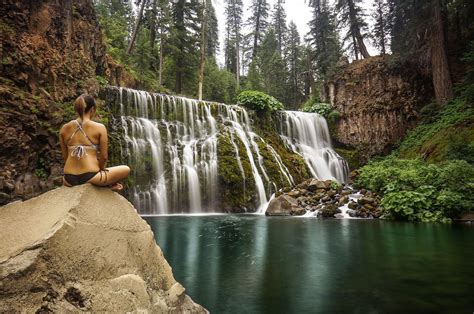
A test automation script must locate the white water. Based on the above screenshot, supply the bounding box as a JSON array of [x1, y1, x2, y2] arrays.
[[278, 111, 349, 183], [108, 87, 349, 214]]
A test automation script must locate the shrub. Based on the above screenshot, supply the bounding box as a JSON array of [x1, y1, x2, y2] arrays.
[[356, 157, 474, 222], [302, 101, 333, 117], [236, 90, 284, 112]]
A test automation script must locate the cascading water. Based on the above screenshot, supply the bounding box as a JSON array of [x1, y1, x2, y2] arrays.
[[106, 87, 349, 214], [277, 111, 349, 183]]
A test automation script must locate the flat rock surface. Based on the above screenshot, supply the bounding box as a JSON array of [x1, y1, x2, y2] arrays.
[[0, 184, 207, 313]]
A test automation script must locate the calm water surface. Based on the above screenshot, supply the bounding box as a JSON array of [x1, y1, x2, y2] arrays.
[[144, 216, 474, 313]]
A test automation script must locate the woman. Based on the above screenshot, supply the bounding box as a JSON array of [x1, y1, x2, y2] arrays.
[[59, 94, 130, 190]]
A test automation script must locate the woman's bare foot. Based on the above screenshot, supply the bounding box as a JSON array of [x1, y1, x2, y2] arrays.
[[110, 182, 123, 191]]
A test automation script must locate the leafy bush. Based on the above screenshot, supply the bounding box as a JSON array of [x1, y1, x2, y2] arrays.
[[302, 100, 333, 117], [356, 157, 474, 222], [236, 90, 284, 112]]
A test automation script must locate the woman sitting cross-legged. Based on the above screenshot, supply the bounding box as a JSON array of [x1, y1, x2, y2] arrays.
[[59, 94, 130, 190]]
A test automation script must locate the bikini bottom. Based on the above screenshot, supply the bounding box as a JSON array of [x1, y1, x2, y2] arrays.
[[64, 172, 98, 186]]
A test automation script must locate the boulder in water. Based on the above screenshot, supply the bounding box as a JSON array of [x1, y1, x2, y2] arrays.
[[266, 195, 298, 216], [0, 185, 207, 313]]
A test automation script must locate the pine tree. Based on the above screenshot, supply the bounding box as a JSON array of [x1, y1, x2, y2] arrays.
[[284, 21, 303, 108], [371, 0, 390, 55], [224, 0, 244, 89], [386, 0, 453, 104], [335, 0, 370, 59], [272, 0, 287, 55], [246, 0, 270, 61], [259, 29, 286, 101], [307, 0, 341, 78], [168, 0, 201, 94]]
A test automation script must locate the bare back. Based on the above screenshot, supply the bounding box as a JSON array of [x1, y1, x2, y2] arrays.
[[59, 120, 108, 175]]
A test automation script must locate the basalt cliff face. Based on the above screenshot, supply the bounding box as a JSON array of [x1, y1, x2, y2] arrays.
[[322, 56, 432, 163], [0, 0, 135, 205], [0, 185, 206, 313]]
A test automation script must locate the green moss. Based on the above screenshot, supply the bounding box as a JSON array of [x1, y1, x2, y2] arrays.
[[335, 147, 362, 170], [397, 98, 474, 163]]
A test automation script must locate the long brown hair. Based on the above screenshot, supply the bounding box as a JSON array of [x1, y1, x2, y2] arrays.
[[74, 94, 96, 119]]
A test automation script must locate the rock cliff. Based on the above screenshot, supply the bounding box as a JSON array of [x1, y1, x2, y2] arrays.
[[322, 56, 432, 162], [0, 0, 135, 205], [0, 185, 206, 313]]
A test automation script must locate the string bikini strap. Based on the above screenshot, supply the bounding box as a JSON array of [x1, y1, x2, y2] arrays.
[[75, 120, 95, 146]]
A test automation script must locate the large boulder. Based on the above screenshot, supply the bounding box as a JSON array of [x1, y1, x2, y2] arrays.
[[265, 195, 298, 216], [0, 185, 207, 313]]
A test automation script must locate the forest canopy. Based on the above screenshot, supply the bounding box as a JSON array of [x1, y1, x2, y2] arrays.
[[93, 0, 474, 108]]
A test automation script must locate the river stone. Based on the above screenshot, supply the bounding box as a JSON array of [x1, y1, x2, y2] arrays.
[[327, 190, 336, 198], [348, 201, 358, 210], [358, 197, 375, 206], [291, 206, 306, 216], [318, 204, 341, 218], [341, 189, 351, 196], [266, 194, 298, 216], [0, 185, 207, 313], [338, 195, 350, 205], [288, 190, 301, 198], [307, 179, 327, 192], [347, 209, 358, 217]]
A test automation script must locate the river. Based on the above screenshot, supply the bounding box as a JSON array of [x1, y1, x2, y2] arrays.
[[144, 216, 474, 313]]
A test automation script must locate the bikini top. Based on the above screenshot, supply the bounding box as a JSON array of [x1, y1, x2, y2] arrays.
[[66, 120, 100, 159]]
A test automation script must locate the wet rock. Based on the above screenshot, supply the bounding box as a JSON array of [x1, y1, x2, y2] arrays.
[[266, 195, 298, 216], [338, 195, 349, 205], [360, 189, 367, 195], [307, 179, 327, 192], [321, 196, 331, 203], [348, 201, 358, 210], [291, 206, 306, 216], [347, 209, 358, 217], [318, 204, 341, 218], [327, 190, 336, 198], [341, 189, 351, 196], [358, 197, 375, 205], [288, 190, 301, 198]]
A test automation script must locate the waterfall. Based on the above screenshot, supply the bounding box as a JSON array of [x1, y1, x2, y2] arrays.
[[278, 111, 349, 183], [106, 87, 349, 214]]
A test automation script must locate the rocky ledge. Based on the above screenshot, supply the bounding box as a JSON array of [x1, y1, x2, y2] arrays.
[[0, 185, 206, 313], [266, 178, 383, 218]]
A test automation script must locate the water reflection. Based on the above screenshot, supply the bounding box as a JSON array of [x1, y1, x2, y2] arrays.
[[146, 217, 474, 313]]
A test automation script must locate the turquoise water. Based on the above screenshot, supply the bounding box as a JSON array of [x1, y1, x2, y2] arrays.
[[144, 216, 474, 313]]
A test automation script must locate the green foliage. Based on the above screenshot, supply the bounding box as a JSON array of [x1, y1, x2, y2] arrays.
[[397, 98, 474, 163], [203, 60, 237, 104], [96, 75, 109, 88], [236, 90, 284, 112], [356, 157, 474, 222], [34, 157, 48, 180], [301, 98, 333, 117], [456, 41, 474, 102]]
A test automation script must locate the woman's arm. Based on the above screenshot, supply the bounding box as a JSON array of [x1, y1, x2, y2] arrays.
[[59, 126, 68, 163], [98, 124, 108, 170]]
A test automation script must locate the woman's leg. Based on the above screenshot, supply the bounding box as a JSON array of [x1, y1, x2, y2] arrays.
[[88, 165, 130, 188]]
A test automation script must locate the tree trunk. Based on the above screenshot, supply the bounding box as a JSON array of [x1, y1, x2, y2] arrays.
[[198, 1, 207, 101], [127, 0, 148, 55], [431, 0, 453, 104], [252, 2, 262, 60], [351, 32, 359, 60], [233, 6, 240, 90], [347, 0, 369, 59], [159, 32, 164, 86], [150, 0, 157, 49]]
